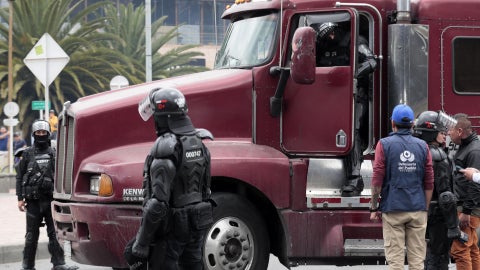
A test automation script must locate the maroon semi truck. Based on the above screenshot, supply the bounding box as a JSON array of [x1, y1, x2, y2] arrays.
[[51, 0, 480, 269]]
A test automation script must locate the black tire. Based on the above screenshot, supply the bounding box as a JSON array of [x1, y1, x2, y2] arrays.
[[203, 192, 270, 270]]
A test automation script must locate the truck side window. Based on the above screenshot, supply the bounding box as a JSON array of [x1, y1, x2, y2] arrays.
[[453, 37, 480, 93], [295, 12, 352, 67]]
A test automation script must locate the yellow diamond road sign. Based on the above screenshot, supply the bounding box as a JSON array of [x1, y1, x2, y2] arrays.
[[23, 33, 70, 88]]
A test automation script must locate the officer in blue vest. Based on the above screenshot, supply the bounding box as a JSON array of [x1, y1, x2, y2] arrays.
[[369, 104, 434, 269]]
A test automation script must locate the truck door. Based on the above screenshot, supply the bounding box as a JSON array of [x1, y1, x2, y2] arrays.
[[281, 10, 358, 155]]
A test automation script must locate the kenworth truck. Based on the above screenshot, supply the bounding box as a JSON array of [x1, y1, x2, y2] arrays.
[[51, 0, 480, 269]]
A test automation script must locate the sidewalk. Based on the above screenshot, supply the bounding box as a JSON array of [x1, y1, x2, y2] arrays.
[[0, 189, 49, 264]]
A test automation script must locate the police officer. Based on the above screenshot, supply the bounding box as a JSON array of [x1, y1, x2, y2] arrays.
[[126, 87, 214, 270], [414, 111, 466, 269], [15, 120, 77, 270], [315, 22, 378, 196]]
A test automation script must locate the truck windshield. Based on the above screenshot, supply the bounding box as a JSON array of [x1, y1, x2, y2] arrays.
[[215, 12, 278, 69]]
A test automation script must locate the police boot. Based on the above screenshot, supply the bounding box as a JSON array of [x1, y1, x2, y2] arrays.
[[341, 175, 364, 197], [22, 257, 36, 270], [48, 240, 66, 267], [51, 265, 79, 270], [22, 235, 38, 270]]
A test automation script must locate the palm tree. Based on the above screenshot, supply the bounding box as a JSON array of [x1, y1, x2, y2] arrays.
[[0, 0, 134, 135], [102, 2, 208, 82], [0, 0, 209, 136]]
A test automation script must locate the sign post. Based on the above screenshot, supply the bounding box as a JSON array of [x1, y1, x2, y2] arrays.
[[24, 33, 69, 121], [3, 101, 19, 174]]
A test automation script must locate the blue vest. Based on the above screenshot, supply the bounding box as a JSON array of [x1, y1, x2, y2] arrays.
[[379, 130, 428, 212]]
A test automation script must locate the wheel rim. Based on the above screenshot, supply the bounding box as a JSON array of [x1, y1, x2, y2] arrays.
[[204, 217, 254, 270]]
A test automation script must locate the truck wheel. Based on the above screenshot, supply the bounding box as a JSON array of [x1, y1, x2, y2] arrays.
[[204, 192, 270, 270]]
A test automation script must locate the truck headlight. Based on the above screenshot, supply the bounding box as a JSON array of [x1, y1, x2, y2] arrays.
[[90, 174, 114, 196]]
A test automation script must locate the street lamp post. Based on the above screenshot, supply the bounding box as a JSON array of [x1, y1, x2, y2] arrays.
[[7, 0, 15, 174], [145, 0, 152, 82], [8, 0, 15, 102]]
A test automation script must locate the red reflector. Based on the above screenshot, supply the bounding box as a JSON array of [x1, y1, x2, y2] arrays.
[[311, 198, 342, 204], [360, 197, 371, 203]]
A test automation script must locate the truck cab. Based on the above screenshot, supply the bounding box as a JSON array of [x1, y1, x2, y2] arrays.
[[52, 0, 480, 269]]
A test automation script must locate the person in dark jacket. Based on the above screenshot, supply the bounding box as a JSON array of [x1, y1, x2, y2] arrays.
[[413, 111, 465, 269], [448, 113, 480, 270], [369, 104, 434, 269], [16, 120, 77, 270]]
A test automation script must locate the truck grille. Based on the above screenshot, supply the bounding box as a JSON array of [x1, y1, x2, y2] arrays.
[[56, 115, 75, 195]]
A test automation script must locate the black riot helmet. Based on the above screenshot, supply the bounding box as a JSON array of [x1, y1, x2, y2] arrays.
[[32, 119, 51, 136], [32, 120, 51, 149], [414, 111, 457, 143], [316, 22, 343, 44], [138, 87, 195, 136]]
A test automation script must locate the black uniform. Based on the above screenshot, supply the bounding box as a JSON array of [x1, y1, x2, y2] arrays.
[[127, 87, 214, 270], [129, 128, 213, 270], [316, 25, 377, 196], [425, 145, 460, 269], [15, 143, 68, 270]]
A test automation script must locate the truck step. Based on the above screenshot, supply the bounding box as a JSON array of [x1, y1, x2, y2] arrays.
[[344, 239, 385, 256]]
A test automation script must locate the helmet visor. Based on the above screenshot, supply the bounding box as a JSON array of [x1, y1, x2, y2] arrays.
[[437, 111, 457, 131], [138, 94, 154, 121]]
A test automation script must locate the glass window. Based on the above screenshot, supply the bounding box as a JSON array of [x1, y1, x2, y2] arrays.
[[453, 37, 480, 93], [214, 12, 278, 69], [295, 12, 351, 67]]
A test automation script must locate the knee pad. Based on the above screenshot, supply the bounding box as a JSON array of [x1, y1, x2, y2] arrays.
[[25, 231, 39, 245], [439, 191, 456, 207]]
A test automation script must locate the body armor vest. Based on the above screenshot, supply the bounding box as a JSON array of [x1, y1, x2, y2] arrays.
[[171, 134, 208, 208], [430, 145, 453, 201], [22, 147, 55, 200]]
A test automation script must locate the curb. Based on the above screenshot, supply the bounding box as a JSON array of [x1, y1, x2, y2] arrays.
[[0, 241, 49, 264], [0, 174, 15, 193]]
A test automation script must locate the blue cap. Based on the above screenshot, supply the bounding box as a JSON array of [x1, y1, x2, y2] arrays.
[[391, 104, 414, 125]]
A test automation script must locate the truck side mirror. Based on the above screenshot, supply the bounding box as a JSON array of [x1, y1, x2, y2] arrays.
[[290, 26, 316, 84]]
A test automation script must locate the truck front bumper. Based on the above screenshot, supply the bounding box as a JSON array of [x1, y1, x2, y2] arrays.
[[51, 200, 142, 268]]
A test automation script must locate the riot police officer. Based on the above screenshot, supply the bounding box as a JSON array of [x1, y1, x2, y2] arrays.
[[126, 87, 214, 270], [413, 111, 466, 269], [315, 22, 378, 196], [15, 120, 77, 270]]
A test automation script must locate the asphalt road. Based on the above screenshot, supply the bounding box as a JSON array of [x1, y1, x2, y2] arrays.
[[0, 255, 458, 270]]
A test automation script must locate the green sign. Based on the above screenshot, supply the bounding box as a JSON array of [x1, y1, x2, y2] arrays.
[[31, 100, 51, 110]]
